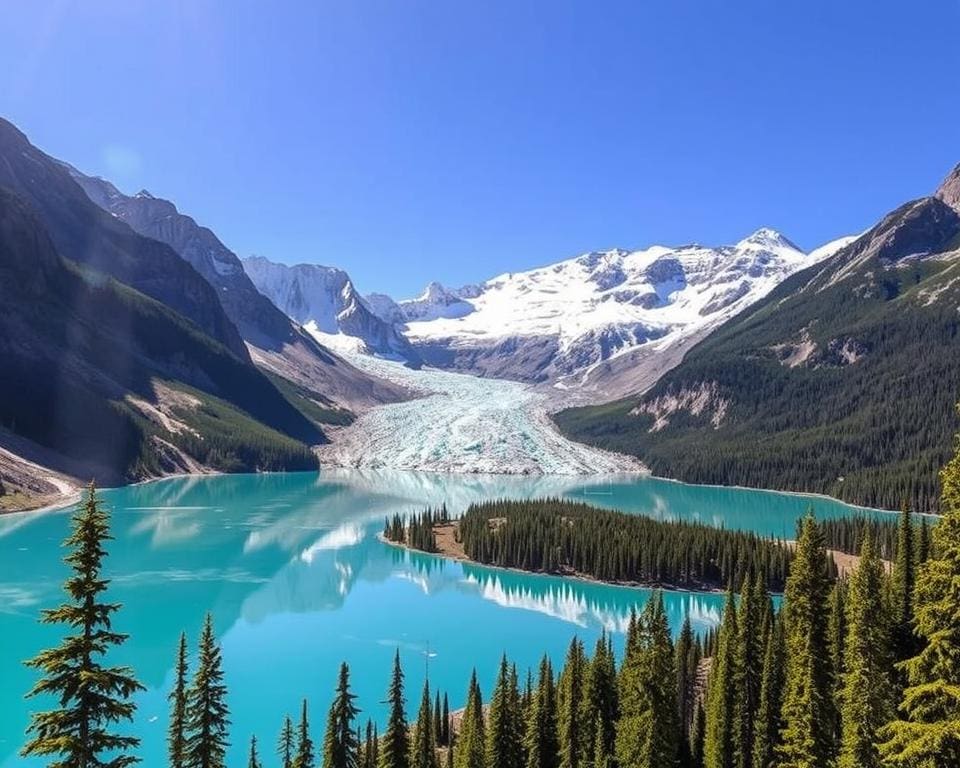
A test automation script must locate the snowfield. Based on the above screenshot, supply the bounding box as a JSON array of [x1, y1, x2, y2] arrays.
[[314, 352, 644, 475]]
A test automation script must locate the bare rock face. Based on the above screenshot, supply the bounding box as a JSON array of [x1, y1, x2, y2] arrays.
[[0, 117, 250, 360], [67, 163, 407, 409], [68, 171, 295, 351], [935, 162, 960, 213]]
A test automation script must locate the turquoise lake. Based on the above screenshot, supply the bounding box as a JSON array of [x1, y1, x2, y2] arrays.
[[0, 469, 890, 767]]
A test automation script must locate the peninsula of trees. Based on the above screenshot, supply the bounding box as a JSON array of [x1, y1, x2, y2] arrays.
[[385, 498, 918, 594]]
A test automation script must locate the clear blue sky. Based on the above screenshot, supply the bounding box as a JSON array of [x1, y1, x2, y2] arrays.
[[2, 1, 958, 297]]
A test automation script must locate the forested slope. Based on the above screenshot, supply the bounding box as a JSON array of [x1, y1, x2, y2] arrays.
[[557, 165, 960, 512]]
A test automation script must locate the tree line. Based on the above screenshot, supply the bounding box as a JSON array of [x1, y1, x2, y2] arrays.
[[18, 458, 960, 767], [442, 498, 793, 591], [383, 506, 450, 554]]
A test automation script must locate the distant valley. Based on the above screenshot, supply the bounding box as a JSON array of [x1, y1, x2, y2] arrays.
[[1, 111, 958, 514]]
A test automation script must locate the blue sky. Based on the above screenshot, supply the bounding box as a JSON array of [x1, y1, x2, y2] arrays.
[[2, 1, 958, 297]]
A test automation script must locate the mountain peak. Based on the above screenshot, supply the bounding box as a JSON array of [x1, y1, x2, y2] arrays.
[[935, 162, 960, 212], [736, 227, 799, 252], [134, 189, 155, 200], [418, 281, 453, 302]]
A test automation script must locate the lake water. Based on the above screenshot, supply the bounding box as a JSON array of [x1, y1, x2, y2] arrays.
[[0, 469, 888, 767]]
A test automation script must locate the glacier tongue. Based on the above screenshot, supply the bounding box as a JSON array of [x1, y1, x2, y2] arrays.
[[315, 352, 644, 475]]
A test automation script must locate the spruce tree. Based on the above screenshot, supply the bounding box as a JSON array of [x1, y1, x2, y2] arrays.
[[21, 482, 144, 768], [690, 704, 706, 768], [733, 576, 764, 768], [777, 513, 835, 768], [249, 735, 262, 768], [585, 633, 618, 768], [704, 587, 738, 768], [916, 515, 931, 565], [615, 593, 679, 768], [837, 539, 895, 768], [750, 614, 785, 768], [170, 632, 190, 768], [280, 715, 296, 768], [508, 665, 523, 767], [676, 616, 695, 759], [381, 651, 410, 768], [525, 657, 558, 768], [487, 656, 523, 768], [295, 700, 316, 768], [186, 613, 230, 768], [442, 694, 450, 747], [434, 692, 443, 748], [366, 723, 380, 768], [412, 679, 438, 768], [557, 638, 587, 768], [324, 663, 361, 768], [457, 671, 486, 768], [879, 434, 960, 766], [891, 502, 916, 660], [827, 581, 847, 700]]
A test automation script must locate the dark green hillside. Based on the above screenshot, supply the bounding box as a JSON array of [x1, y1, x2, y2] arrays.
[[557, 181, 960, 512], [0, 116, 250, 359], [0, 188, 319, 482], [453, 498, 792, 591]]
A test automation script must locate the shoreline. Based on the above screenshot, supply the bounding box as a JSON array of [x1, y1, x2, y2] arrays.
[[378, 528, 731, 596], [2, 462, 909, 518]]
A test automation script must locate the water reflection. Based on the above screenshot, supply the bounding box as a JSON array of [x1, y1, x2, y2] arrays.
[[0, 468, 885, 768]]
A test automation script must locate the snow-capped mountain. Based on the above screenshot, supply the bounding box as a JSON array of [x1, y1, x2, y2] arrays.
[[371, 229, 854, 395], [242, 256, 419, 361]]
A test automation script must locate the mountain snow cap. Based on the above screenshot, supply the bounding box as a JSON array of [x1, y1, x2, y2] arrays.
[[736, 227, 800, 252]]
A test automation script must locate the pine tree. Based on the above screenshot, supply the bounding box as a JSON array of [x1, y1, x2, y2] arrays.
[[249, 735, 262, 768], [557, 638, 587, 768], [381, 651, 410, 768], [879, 431, 960, 766], [676, 616, 695, 761], [777, 513, 835, 768], [170, 632, 190, 768], [525, 657, 558, 768], [487, 656, 523, 768], [733, 576, 764, 768], [457, 671, 486, 768], [690, 704, 706, 768], [411, 679, 438, 768], [704, 587, 738, 768], [295, 700, 316, 768], [584, 633, 618, 768], [21, 482, 144, 768], [324, 663, 361, 768], [837, 539, 895, 768], [916, 515, 931, 565], [442, 694, 451, 747], [280, 715, 296, 768], [827, 580, 847, 714], [616, 593, 679, 768], [365, 723, 379, 768], [434, 692, 443, 748], [751, 614, 785, 768], [891, 502, 916, 661], [186, 613, 230, 768]]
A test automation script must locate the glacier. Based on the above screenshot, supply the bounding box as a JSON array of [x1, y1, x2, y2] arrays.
[[314, 351, 643, 475]]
